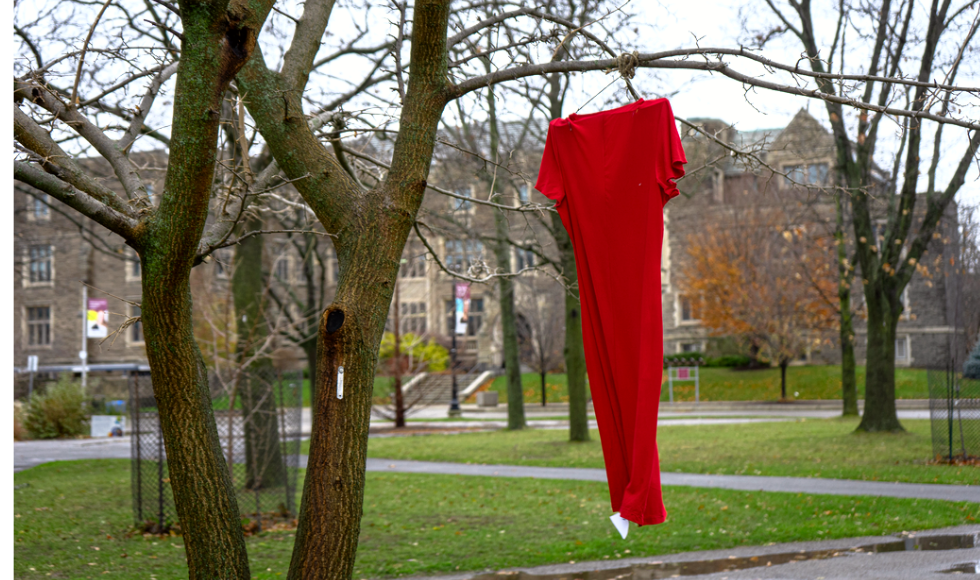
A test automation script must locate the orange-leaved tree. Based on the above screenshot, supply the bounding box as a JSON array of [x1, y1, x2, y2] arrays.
[[678, 207, 839, 399]]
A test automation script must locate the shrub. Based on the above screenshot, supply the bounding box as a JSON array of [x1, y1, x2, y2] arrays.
[[663, 352, 704, 365], [378, 332, 450, 372], [706, 355, 753, 368], [965, 340, 980, 379], [24, 374, 89, 439]]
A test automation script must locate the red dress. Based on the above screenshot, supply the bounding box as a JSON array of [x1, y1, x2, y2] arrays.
[[535, 98, 686, 526]]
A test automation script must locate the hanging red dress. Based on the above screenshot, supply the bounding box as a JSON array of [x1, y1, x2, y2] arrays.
[[535, 98, 686, 527]]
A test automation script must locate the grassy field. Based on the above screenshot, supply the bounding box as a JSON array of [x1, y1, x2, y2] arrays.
[[14, 459, 978, 579], [478, 366, 930, 404], [362, 418, 979, 486]]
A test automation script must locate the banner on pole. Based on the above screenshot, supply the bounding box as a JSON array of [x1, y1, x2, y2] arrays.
[[454, 282, 471, 336], [87, 298, 109, 338]]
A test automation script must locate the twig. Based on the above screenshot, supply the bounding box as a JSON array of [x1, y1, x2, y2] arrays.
[[72, 0, 115, 107]]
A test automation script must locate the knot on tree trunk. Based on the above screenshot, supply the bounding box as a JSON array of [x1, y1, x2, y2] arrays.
[[216, 8, 259, 89]]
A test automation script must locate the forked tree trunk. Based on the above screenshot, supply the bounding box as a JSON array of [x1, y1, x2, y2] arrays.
[[857, 288, 905, 432], [287, 214, 415, 578], [133, 8, 263, 576], [285, 3, 454, 575]]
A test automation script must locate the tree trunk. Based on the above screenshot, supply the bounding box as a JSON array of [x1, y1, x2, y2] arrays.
[[839, 303, 858, 416], [498, 264, 526, 430], [779, 359, 788, 401], [141, 263, 250, 578], [540, 370, 547, 406], [857, 290, 905, 432], [547, 69, 589, 442], [482, 70, 525, 431], [233, 216, 286, 489], [835, 187, 858, 417], [392, 281, 406, 428], [288, 233, 402, 578]]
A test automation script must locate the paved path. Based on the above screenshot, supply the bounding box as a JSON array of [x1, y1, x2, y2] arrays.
[[14, 437, 131, 472], [351, 458, 980, 503], [411, 524, 980, 580]]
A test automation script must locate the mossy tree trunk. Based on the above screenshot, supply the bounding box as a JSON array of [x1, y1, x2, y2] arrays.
[[232, 215, 286, 489], [238, 0, 455, 576], [135, 4, 268, 577]]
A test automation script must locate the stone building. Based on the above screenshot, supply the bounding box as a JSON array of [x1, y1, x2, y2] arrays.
[[661, 109, 964, 368], [15, 109, 961, 381]]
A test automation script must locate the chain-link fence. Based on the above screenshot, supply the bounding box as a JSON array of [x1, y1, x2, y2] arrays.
[[928, 368, 980, 462], [131, 367, 303, 533]]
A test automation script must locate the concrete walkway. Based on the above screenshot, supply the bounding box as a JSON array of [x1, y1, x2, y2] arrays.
[[350, 458, 980, 503], [17, 440, 977, 502], [408, 524, 980, 580]]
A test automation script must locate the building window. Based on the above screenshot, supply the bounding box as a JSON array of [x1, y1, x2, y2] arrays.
[[515, 247, 535, 271], [452, 187, 473, 211], [274, 255, 289, 281], [467, 298, 484, 336], [895, 336, 909, 361], [127, 248, 142, 281], [445, 240, 483, 272], [399, 254, 426, 278], [28, 245, 53, 284], [399, 302, 427, 334], [678, 294, 700, 322], [784, 163, 829, 186], [679, 342, 700, 353], [518, 184, 529, 203], [213, 249, 232, 279], [130, 304, 144, 344], [27, 306, 51, 346], [444, 297, 484, 336], [32, 194, 50, 220]]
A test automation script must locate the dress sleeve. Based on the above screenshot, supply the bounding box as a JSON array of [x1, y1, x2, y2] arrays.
[[659, 102, 687, 207], [534, 123, 566, 207]]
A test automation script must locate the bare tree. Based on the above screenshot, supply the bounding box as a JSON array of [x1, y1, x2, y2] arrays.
[[15, 0, 979, 577], [748, 0, 980, 431]]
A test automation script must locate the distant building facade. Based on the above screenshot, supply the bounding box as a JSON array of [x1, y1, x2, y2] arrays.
[[14, 110, 963, 379], [661, 109, 963, 368]]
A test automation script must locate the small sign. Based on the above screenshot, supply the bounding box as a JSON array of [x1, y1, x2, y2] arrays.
[[678, 367, 690, 379], [90, 415, 126, 438], [454, 282, 471, 336], [336, 366, 344, 399], [87, 298, 109, 338], [26, 355, 38, 372]]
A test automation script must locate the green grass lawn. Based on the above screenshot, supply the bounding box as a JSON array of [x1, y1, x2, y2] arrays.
[[480, 366, 929, 404], [14, 460, 978, 579], [363, 418, 979, 486]]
